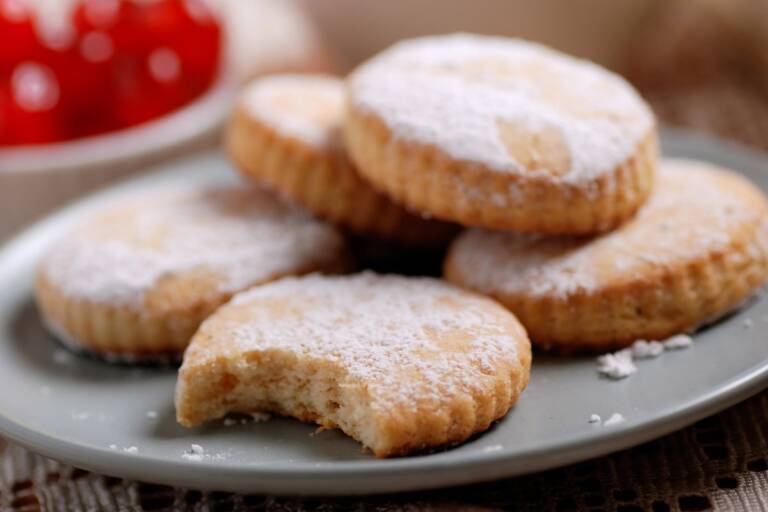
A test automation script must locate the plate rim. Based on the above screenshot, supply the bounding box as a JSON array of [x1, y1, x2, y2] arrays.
[[0, 356, 766, 495], [1, 127, 768, 495]]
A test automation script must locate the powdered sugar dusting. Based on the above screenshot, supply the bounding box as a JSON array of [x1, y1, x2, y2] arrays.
[[41, 185, 345, 306], [243, 74, 344, 148], [350, 34, 653, 182], [183, 273, 528, 412], [449, 160, 768, 299]]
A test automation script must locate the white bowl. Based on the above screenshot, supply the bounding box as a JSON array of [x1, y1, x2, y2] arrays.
[[0, 75, 236, 240]]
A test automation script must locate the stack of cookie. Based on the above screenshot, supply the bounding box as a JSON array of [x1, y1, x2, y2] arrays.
[[228, 33, 768, 353], [34, 34, 768, 457]]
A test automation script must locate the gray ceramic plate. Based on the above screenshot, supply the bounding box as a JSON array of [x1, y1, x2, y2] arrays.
[[1, 128, 767, 496]]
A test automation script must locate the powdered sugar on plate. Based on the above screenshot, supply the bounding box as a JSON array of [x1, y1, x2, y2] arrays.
[[182, 444, 205, 462], [109, 444, 139, 454], [350, 34, 654, 183], [598, 334, 694, 380], [663, 334, 693, 350], [603, 413, 625, 427], [181, 444, 229, 462], [631, 340, 664, 359], [596, 349, 637, 380], [41, 185, 345, 306], [588, 412, 625, 426]]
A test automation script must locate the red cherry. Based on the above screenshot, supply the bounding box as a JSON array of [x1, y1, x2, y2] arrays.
[[0, 84, 14, 144], [0, 66, 64, 145], [109, 0, 180, 53], [1, 0, 222, 144], [0, 0, 28, 22], [74, 0, 120, 30], [172, 16, 220, 91], [112, 47, 189, 128], [0, 0, 43, 76], [10, 62, 60, 113]]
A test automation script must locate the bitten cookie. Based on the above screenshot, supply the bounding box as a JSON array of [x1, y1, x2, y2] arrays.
[[226, 74, 456, 246], [345, 34, 658, 235], [35, 185, 349, 359], [175, 272, 531, 457], [445, 159, 768, 352]]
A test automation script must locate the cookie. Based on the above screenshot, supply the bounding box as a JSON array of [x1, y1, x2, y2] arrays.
[[175, 272, 531, 457], [345, 34, 658, 235], [226, 74, 456, 246], [445, 159, 768, 352], [35, 185, 349, 359]]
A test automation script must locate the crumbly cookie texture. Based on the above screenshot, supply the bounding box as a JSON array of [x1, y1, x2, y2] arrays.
[[445, 159, 768, 352], [227, 74, 456, 246], [345, 33, 657, 234], [175, 272, 531, 457], [35, 185, 349, 357]]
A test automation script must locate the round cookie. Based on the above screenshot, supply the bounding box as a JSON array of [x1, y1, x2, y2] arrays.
[[226, 74, 456, 246], [175, 272, 531, 457], [445, 159, 768, 352], [35, 185, 350, 359], [345, 34, 658, 235]]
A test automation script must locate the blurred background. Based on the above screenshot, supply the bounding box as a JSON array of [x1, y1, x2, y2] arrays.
[[2, 0, 768, 236]]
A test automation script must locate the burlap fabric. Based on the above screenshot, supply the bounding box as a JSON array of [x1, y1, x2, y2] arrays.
[[3, 3, 768, 510]]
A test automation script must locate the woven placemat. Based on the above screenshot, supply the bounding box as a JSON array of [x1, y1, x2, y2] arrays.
[[5, 3, 768, 511]]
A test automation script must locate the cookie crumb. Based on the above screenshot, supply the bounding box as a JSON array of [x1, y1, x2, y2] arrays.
[[122, 446, 138, 454], [603, 413, 625, 427], [597, 349, 636, 379], [589, 414, 601, 424], [663, 334, 693, 350], [182, 444, 205, 462], [630, 340, 664, 359], [598, 334, 695, 379]]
